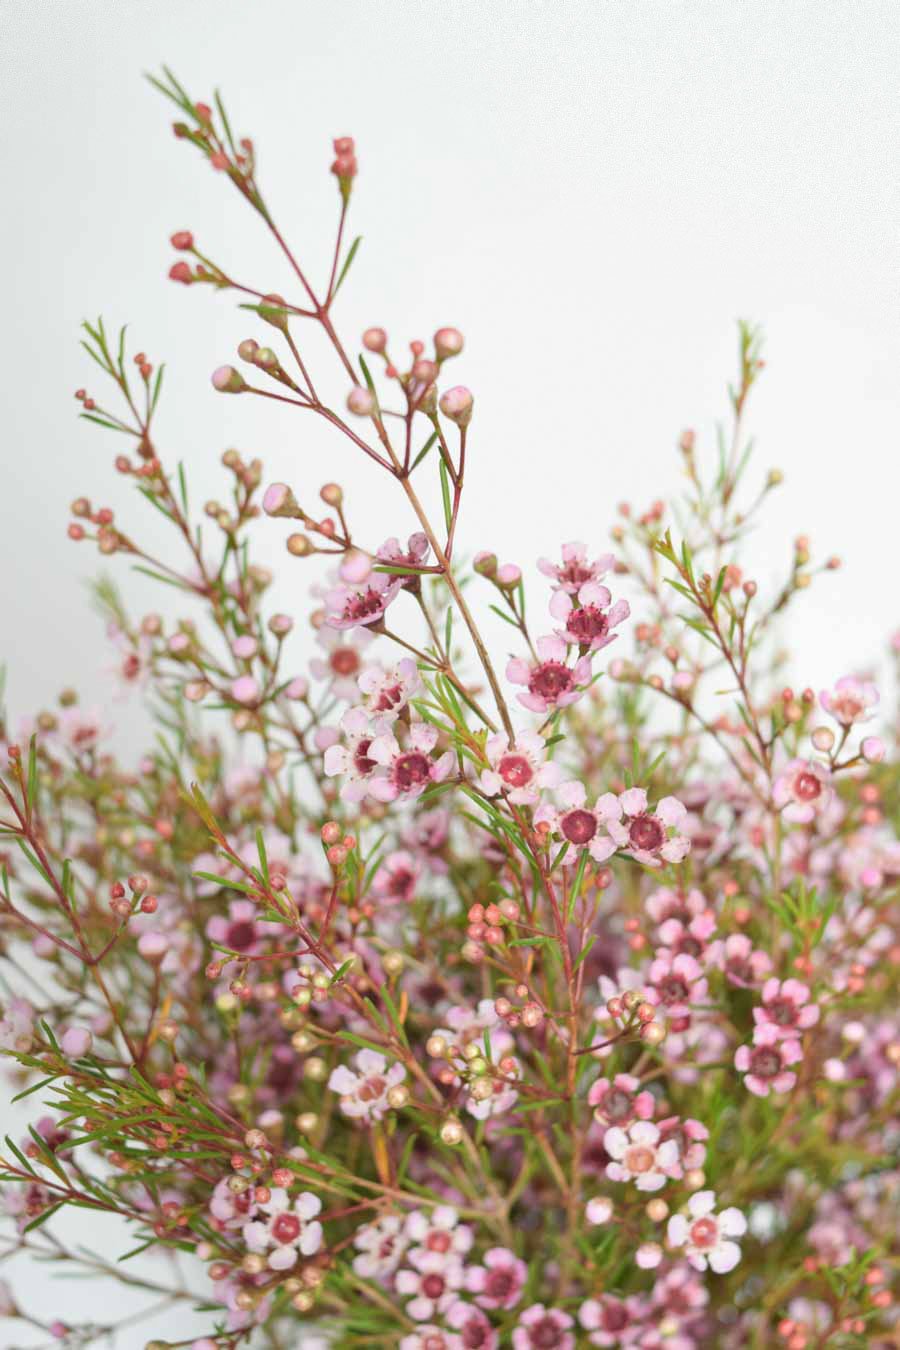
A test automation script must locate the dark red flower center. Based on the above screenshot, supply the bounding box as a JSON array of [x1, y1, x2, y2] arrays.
[[422, 1273, 446, 1300], [628, 814, 665, 852], [566, 604, 609, 646], [602, 1303, 629, 1332], [393, 752, 432, 791], [372, 682, 405, 712], [485, 1267, 515, 1299], [561, 808, 597, 846], [271, 1212, 301, 1245], [529, 662, 573, 702], [658, 974, 690, 1005], [768, 997, 797, 1026], [331, 647, 361, 676], [343, 588, 384, 623], [689, 1216, 719, 1248], [602, 1088, 633, 1122], [354, 738, 376, 776], [530, 1316, 565, 1348], [426, 1231, 452, 1253], [750, 1047, 781, 1078], [498, 753, 534, 788], [557, 560, 594, 588], [795, 772, 822, 802], [226, 920, 256, 951]]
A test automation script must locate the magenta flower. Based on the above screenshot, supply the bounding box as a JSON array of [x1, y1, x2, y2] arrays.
[[588, 1072, 655, 1126], [324, 573, 401, 630], [772, 758, 833, 823], [478, 729, 564, 805], [323, 705, 383, 802], [537, 541, 614, 594], [579, 1293, 643, 1347], [446, 1301, 497, 1349], [357, 658, 422, 719], [734, 1023, 803, 1096], [647, 950, 708, 1022], [506, 635, 593, 713], [549, 581, 630, 652], [206, 899, 274, 957], [604, 789, 691, 867], [465, 1246, 527, 1310], [512, 1304, 576, 1350], [367, 723, 455, 802], [753, 978, 820, 1038], [534, 781, 619, 862], [707, 933, 773, 988], [372, 850, 422, 905]]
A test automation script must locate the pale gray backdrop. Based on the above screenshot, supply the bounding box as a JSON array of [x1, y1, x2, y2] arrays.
[[1, 0, 898, 1342]]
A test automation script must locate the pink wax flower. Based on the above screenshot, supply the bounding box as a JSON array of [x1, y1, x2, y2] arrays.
[[549, 581, 630, 652], [512, 1304, 576, 1350], [328, 1048, 406, 1122], [772, 758, 833, 823], [537, 541, 615, 593], [753, 978, 820, 1038], [367, 722, 455, 802], [819, 675, 879, 726], [242, 1188, 322, 1270], [506, 635, 593, 713], [465, 1246, 527, 1309], [478, 729, 564, 805], [324, 573, 401, 630], [533, 781, 620, 862], [734, 1023, 803, 1096], [604, 788, 691, 867], [667, 1190, 746, 1273]]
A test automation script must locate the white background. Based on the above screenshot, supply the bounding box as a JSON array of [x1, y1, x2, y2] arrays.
[[1, 0, 899, 1343]]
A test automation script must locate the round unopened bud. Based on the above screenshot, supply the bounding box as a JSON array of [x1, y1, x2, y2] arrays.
[[320, 482, 343, 507], [231, 675, 260, 706], [362, 327, 388, 353], [439, 385, 474, 427], [383, 950, 404, 976], [211, 366, 246, 394], [347, 386, 376, 416], [811, 726, 835, 752], [426, 1034, 448, 1058], [646, 1198, 668, 1221], [862, 736, 885, 764], [61, 1026, 93, 1058], [263, 482, 301, 518], [473, 551, 498, 578], [440, 1119, 463, 1146], [641, 1022, 666, 1046], [238, 338, 260, 362], [766, 468, 783, 487], [434, 327, 464, 360], [287, 533, 313, 556], [387, 1084, 409, 1108], [304, 1057, 327, 1082], [295, 1111, 318, 1134]]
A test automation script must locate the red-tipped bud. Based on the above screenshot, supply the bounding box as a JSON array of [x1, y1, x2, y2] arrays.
[[170, 231, 194, 251], [169, 261, 193, 285]]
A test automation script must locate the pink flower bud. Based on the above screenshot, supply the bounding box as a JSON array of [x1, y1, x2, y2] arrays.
[[169, 261, 193, 284], [170, 231, 194, 250], [231, 675, 260, 705], [238, 338, 260, 362], [263, 482, 301, 518], [434, 327, 464, 360], [269, 613, 293, 636], [285, 676, 309, 700], [61, 1026, 93, 1058], [346, 386, 376, 416], [363, 327, 388, 353], [473, 551, 498, 577], [439, 385, 474, 427], [211, 366, 246, 394], [496, 563, 522, 587], [862, 736, 885, 763], [232, 635, 258, 659]]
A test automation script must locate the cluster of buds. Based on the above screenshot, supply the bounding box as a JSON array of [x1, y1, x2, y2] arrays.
[[68, 497, 128, 554], [464, 897, 521, 952], [606, 987, 665, 1046], [354, 326, 472, 424], [331, 135, 357, 198]]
